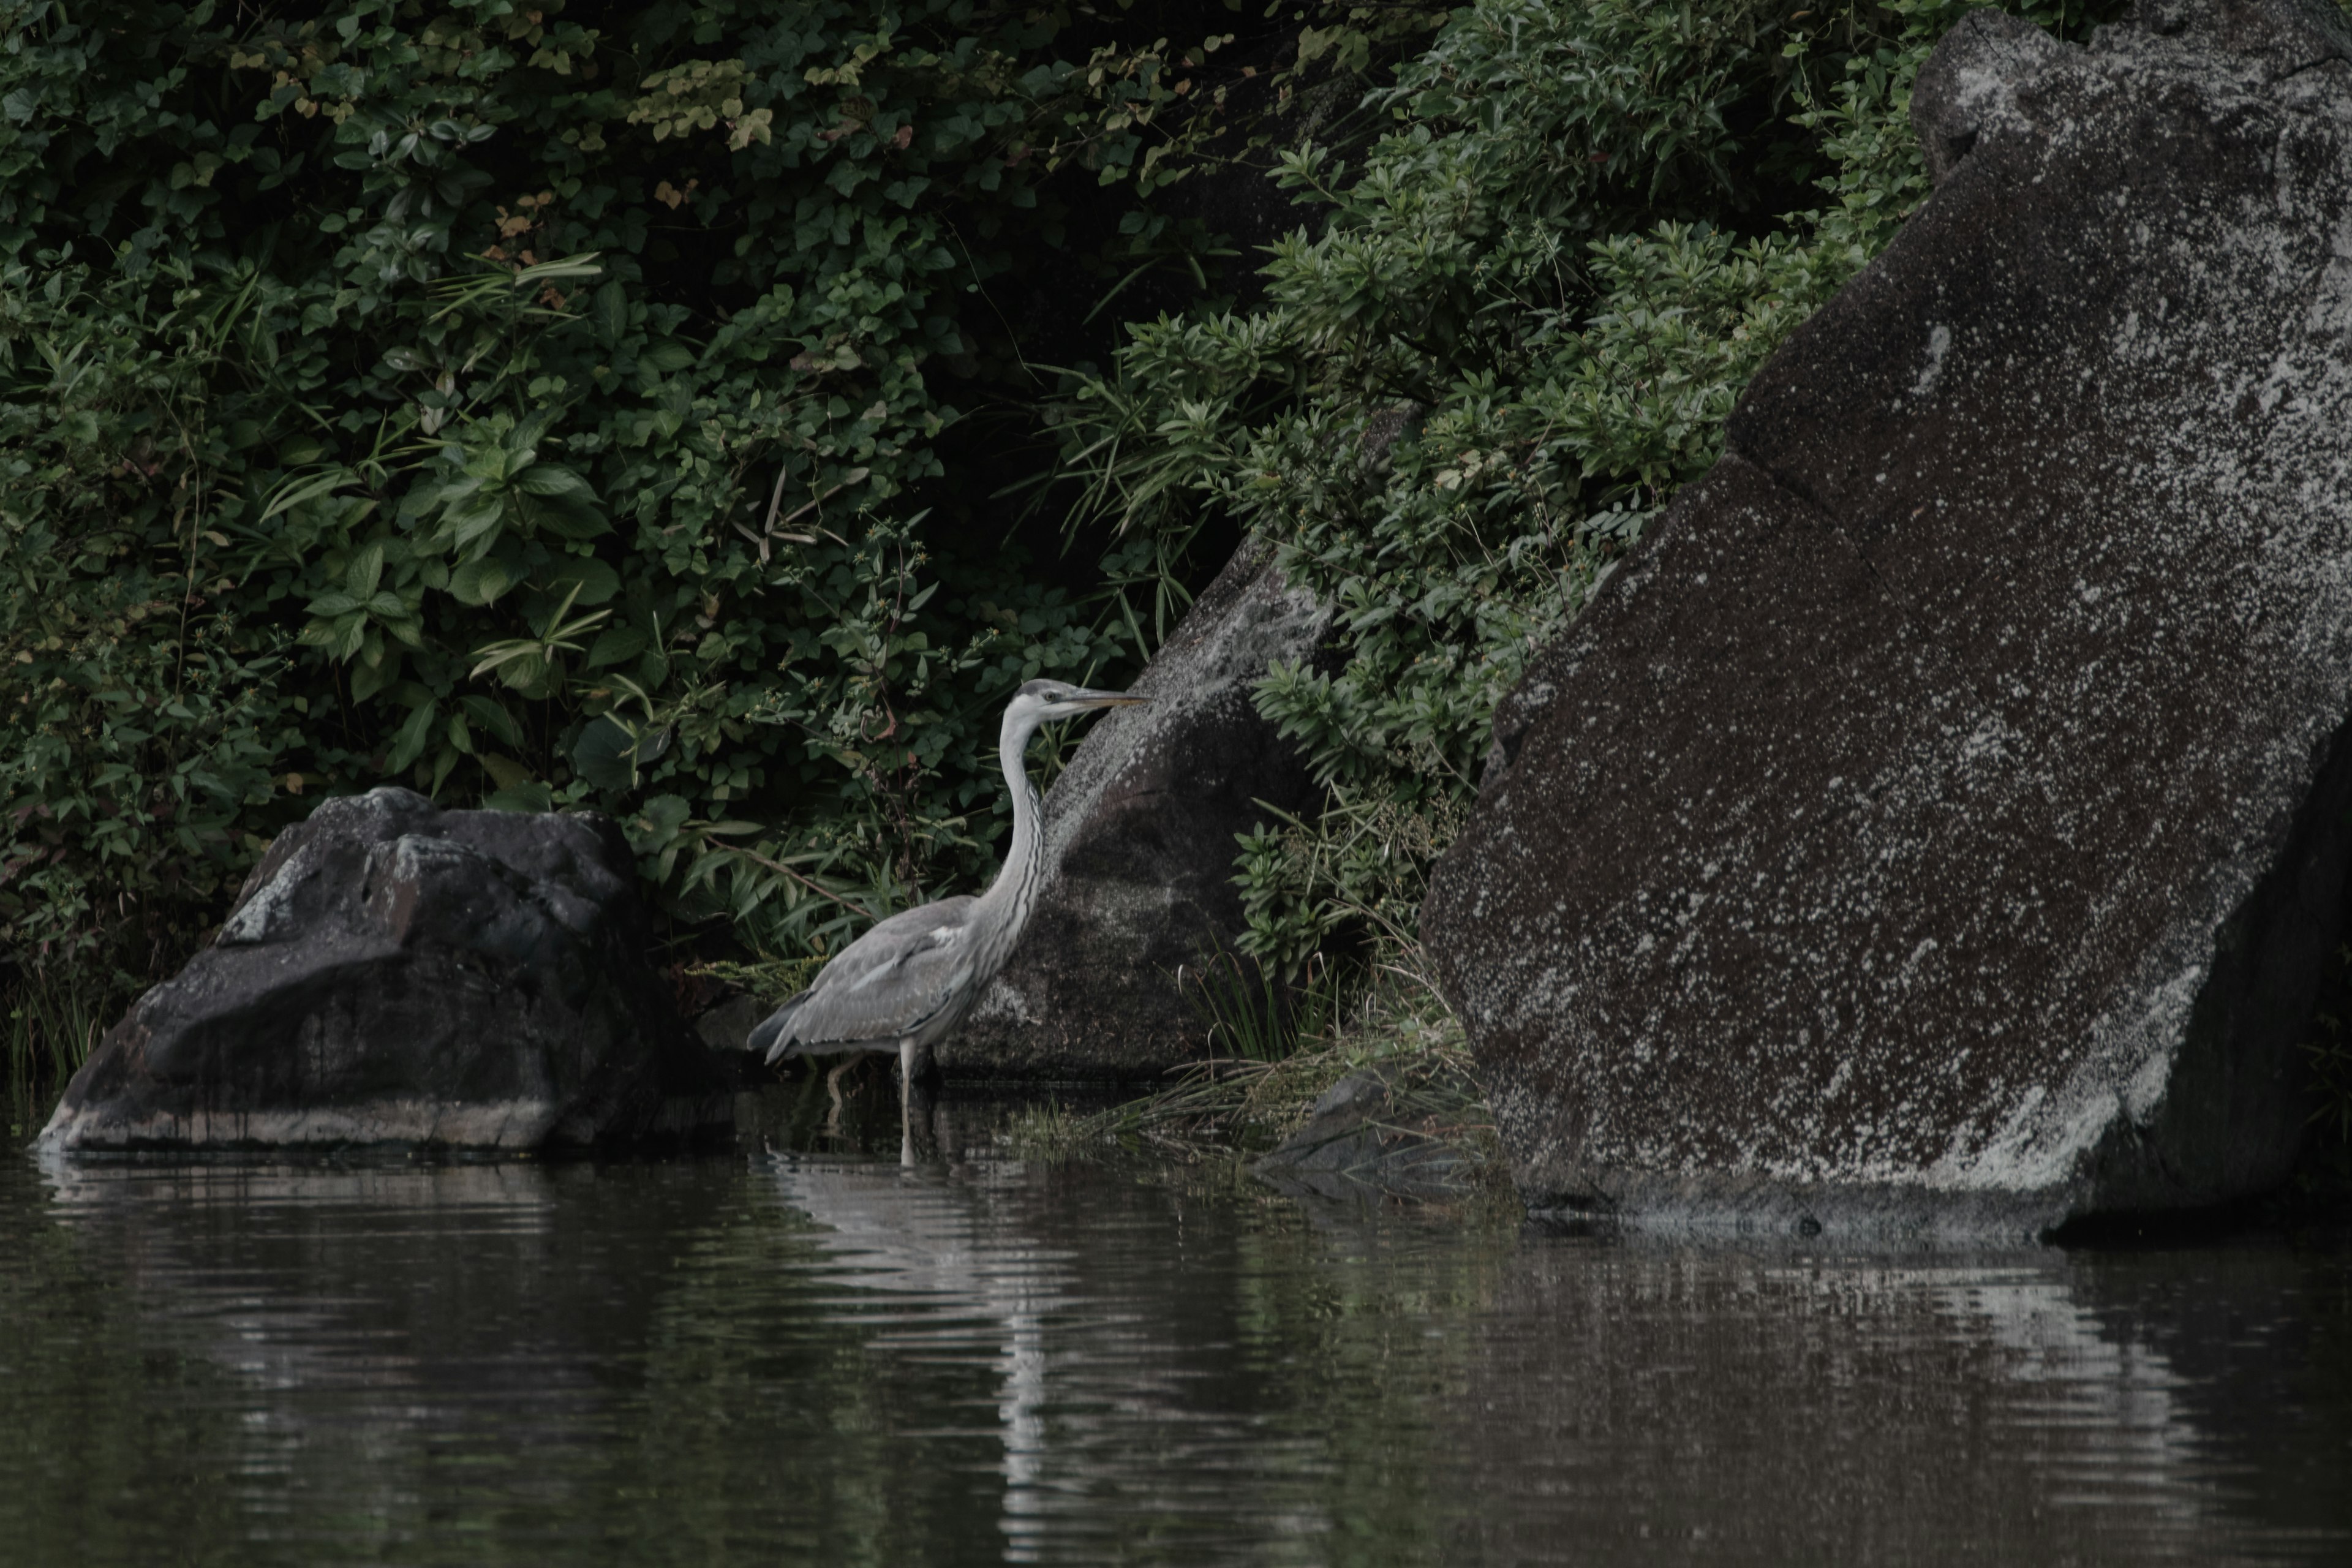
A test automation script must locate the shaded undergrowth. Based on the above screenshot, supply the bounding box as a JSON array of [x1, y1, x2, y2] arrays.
[[3, 974, 110, 1145]]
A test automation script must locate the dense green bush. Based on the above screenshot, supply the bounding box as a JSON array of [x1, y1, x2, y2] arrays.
[[0, 0, 1434, 1047], [1051, 0, 2119, 972]]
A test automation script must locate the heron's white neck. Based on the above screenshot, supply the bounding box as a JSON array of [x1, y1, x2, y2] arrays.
[[973, 709, 1047, 931]]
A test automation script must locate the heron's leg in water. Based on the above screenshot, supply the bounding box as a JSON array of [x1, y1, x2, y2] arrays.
[[824, 1057, 856, 1131], [899, 1038, 917, 1167]]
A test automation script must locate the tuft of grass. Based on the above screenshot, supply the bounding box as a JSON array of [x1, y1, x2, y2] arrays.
[[999, 1099, 1105, 1165], [4, 974, 113, 1142], [1178, 944, 1345, 1064]]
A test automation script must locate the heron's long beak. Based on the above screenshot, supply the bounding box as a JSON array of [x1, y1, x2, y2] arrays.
[[1069, 687, 1147, 709]]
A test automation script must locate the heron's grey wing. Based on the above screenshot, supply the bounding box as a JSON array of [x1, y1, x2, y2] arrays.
[[763, 896, 981, 1060]]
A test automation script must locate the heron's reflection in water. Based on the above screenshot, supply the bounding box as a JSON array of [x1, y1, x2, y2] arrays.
[[767, 1154, 1074, 1559]]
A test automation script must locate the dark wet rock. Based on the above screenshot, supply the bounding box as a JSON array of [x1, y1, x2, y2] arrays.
[[692, 990, 785, 1091], [695, 991, 766, 1055], [1425, 0, 2352, 1237], [41, 788, 732, 1152], [1252, 1067, 1488, 1201], [941, 537, 1332, 1079]]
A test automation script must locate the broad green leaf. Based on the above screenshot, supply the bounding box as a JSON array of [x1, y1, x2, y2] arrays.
[[328, 614, 368, 662], [387, 699, 438, 772], [541, 557, 621, 606], [345, 543, 384, 598], [482, 753, 537, 791], [461, 445, 511, 483], [450, 557, 516, 606], [584, 625, 648, 668], [594, 280, 628, 348], [570, 714, 639, 792], [535, 506, 612, 541], [485, 780, 555, 814], [440, 492, 508, 551], [461, 695, 526, 748], [512, 463, 596, 501]]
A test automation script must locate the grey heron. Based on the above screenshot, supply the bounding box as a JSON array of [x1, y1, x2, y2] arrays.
[[748, 679, 1145, 1150]]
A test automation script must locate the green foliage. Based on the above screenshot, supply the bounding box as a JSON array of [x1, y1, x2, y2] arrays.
[[0, 0, 1291, 1024], [1052, 0, 2119, 973]]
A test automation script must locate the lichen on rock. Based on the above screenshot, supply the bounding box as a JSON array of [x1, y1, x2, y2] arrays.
[[1425, 0, 2352, 1237], [41, 788, 731, 1152]]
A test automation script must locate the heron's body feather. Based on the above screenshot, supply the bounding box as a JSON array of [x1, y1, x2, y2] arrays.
[[756, 897, 979, 1060]]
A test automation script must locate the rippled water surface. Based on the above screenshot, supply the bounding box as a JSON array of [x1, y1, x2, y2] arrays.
[[3, 1099, 2350, 1566]]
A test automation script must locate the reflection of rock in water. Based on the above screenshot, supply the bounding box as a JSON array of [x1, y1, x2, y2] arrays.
[[1441, 1239, 2340, 1563], [32, 1154, 725, 1547]]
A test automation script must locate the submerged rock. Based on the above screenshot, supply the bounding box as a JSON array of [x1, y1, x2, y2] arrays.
[[941, 537, 1332, 1078], [1425, 0, 2352, 1235], [42, 788, 731, 1152], [1253, 1066, 1491, 1202]]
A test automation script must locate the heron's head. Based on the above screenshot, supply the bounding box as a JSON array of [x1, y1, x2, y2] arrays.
[[1006, 678, 1148, 727]]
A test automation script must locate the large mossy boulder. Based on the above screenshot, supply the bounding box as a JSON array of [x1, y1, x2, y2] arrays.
[[1425, 0, 2352, 1235], [940, 538, 1332, 1078], [41, 788, 731, 1152]]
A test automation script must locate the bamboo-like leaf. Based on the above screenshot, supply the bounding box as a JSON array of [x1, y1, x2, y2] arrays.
[[260, 467, 358, 524]]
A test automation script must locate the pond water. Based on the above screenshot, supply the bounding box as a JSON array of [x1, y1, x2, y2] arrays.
[[2, 1091, 2350, 1566]]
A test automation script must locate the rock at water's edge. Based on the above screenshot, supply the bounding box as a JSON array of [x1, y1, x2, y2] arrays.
[[42, 787, 732, 1151], [1424, 0, 2352, 1236], [1253, 1068, 1488, 1202], [941, 537, 1332, 1079]]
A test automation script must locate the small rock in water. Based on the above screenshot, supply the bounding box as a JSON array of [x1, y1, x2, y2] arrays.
[[1427, 0, 2352, 1236], [41, 787, 731, 1152], [1253, 1068, 1482, 1201]]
